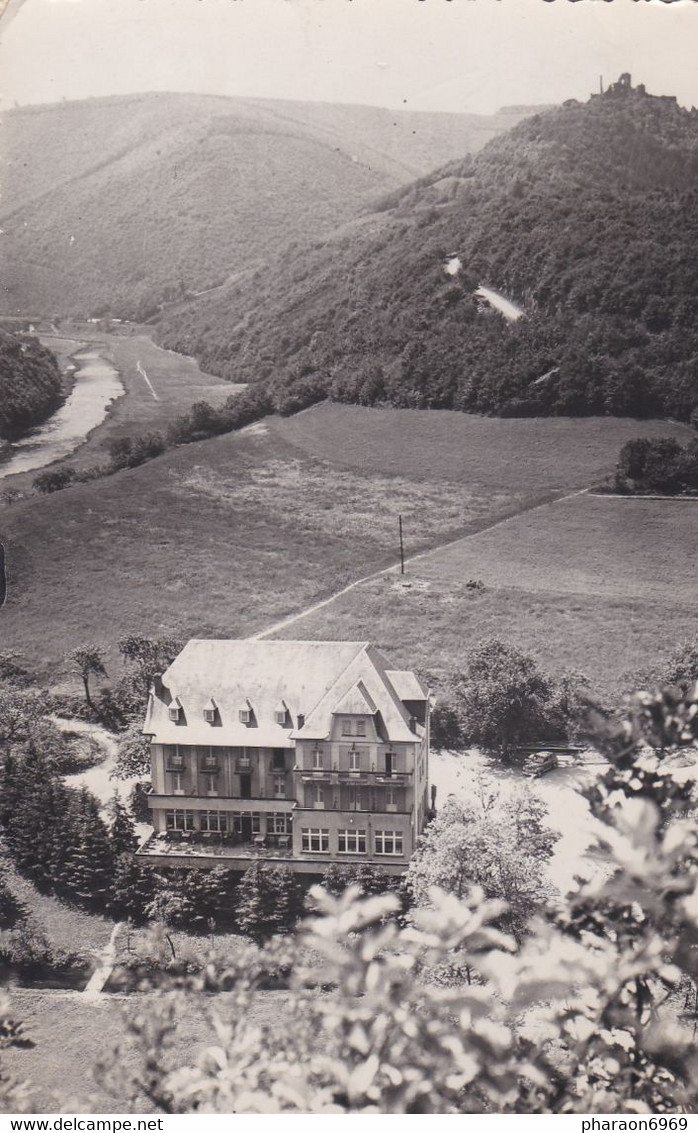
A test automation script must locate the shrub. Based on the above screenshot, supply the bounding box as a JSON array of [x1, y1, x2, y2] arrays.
[[33, 466, 76, 494]]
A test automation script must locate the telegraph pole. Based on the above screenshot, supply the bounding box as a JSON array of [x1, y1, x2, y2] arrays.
[[399, 515, 405, 575]]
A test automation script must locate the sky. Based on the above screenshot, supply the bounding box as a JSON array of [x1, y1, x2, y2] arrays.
[[0, 0, 696, 116]]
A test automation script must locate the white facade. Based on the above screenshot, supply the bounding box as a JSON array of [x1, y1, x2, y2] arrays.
[[140, 639, 430, 874]]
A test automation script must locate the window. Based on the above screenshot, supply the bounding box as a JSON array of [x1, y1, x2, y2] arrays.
[[349, 748, 360, 772], [166, 809, 195, 831], [341, 719, 352, 736], [165, 746, 184, 770], [275, 709, 287, 726], [385, 751, 395, 778], [302, 828, 329, 853], [168, 704, 180, 722], [200, 811, 227, 833], [272, 750, 286, 771], [356, 720, 366, 737], [201, 749, 218, 771], [232, 812, 261, 834], [204, 773, 218, 797], [239, 706, 251, 724], [347, 786, 363, 811], [273, 773, 286, 799], [269, 813, 292, 835], [385, 786, 399, 811], [237, 750, 251, 770], [171, 771, 185, 795], [374, 830, 404, 856], [312, 783, 325, 809], [203, 709, 215, 723], [312, 747, 324, 770], [338, 828, 366, 854]]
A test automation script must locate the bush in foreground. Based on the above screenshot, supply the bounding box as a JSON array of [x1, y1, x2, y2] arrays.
[[89, 681, 698, 1114]]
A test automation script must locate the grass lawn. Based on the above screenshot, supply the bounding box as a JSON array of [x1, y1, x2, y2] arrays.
[[3, 985, 299, 1112], [270, 402, 692, 490], [1, 400, 693, 693], [269, 497, 698, 702], [413, 493, 698, 606], [0, 419, 535, 677], [0, 848, 113, 957]]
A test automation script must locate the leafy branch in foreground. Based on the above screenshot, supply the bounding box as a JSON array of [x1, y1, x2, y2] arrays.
[[91, 681, 698, 1114]]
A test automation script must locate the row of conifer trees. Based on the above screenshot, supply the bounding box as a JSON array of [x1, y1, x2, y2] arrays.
[[0, 745, 399, 940]]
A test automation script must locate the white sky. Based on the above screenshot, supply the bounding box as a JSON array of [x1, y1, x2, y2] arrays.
[[0, 0, 696, 115]]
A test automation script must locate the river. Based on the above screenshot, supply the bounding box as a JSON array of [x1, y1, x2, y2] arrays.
[[0, 345, 124, 480]]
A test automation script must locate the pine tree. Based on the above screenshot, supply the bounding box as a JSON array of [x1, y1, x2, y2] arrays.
[[63, 806, 115, 910], [235, 864, 271, 945], [0, 751, 19, 828], [267, 867, 302, 935], [236, 865, 301, 942], [110, 854, 155, 924], [107, 793, 138, 857]]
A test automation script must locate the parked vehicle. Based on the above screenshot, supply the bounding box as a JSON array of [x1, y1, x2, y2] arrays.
[[523, 751, 559, 778]]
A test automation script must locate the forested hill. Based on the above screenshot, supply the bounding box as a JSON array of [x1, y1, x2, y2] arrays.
[[0, 330, 63, 441], [0, 92, 533, 321], [158, 81, 698, 422]]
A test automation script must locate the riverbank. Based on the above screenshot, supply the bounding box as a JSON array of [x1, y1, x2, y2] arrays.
[[0, 345, 124, 482], [0, 327, 240, 492]]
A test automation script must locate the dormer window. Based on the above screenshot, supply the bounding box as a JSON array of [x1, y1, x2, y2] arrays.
[[238, 700, 252, 724], [274, 701, 288, 726], [168, 698, 182, 723], [203, 698, 217, 724]]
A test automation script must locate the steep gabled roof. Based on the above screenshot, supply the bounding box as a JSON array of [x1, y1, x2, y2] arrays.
[[331, 680, 378, 716], [143, 639, 424, 746], [293, 644, 421, 743], [385, 670, 429, 702], [144, 639, 369, 745]]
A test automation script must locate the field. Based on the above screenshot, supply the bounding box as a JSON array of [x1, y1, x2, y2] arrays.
[[270, 491, 698, 698], [269, 402, 691, 490], [0, 849, 113, 958], [4, 985, 297, 1112], [1, 399, 693, 692]]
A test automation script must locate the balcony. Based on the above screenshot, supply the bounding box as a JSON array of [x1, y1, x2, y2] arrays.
[[139, 831, 294, 861], [148, 793, 295, 813], [296, 766, 411, 783], [200, 758, 219, 772], [165, 756, 185, 772]]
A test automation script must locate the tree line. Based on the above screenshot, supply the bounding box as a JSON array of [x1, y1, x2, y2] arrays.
[[614, 434, 698, 495], [0, 330, 64, 442]]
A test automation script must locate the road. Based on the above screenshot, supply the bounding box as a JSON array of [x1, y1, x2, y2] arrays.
[[252, 485, 589, 641], [475, 285, 525, 322]]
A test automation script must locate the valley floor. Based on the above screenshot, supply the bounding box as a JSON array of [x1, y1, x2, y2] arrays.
[[0, 397, 694, 699]]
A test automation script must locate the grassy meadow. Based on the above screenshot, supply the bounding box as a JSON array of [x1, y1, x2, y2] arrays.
[[1, 397, 694, 695], [269, 489, 698, 699], [270, 403, 692, 490], [4, 985, 297, 1112], [0, 413, 530, 678]]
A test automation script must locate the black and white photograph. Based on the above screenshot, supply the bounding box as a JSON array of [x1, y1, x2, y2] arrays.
[[0, 0, 697, 1119]]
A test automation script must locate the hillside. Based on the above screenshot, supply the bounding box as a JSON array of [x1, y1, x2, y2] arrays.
[[158, 80, 698, 421], [0, 329, 63, 442], [0, 92, 531, 321]]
